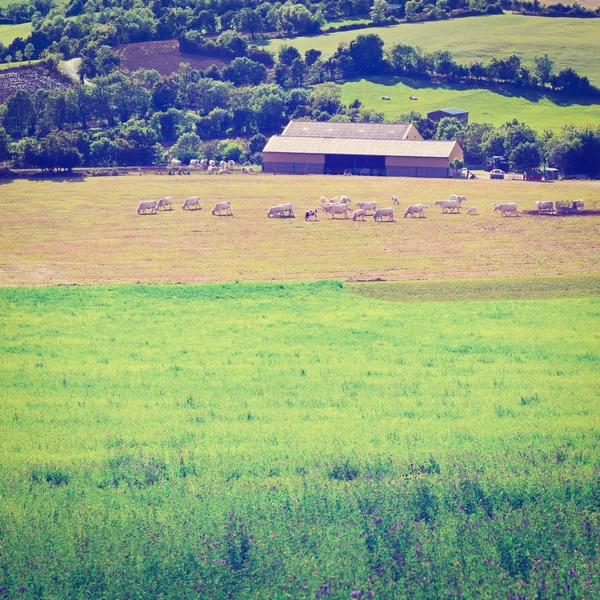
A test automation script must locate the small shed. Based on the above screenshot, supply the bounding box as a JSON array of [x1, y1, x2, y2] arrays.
[[427, 108, 469, 125]]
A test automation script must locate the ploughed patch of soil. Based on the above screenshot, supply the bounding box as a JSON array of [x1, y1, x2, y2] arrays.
[[115, 39, 230, 76], [0, 65, 72, 104]]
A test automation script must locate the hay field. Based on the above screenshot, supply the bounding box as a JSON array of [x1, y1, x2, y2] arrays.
[[0, 174, 598, 286], [268, 14, 600, 85], [339, 77, 600, 130], [1, 280, 599, 598], [0, 22, 32, 45]]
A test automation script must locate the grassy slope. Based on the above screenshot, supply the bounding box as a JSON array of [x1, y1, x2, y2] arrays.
[[0, 21, 31, 45], [339, 76, 600, 130], [0, 174, 598, 286], [0, 281, 599, 597], [269, 15, 600, 85]]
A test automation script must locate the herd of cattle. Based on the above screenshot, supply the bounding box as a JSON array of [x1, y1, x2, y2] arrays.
[[137, 193, 586, 220]]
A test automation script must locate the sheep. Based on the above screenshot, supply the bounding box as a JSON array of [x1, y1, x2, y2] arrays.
[[218, 169, 230, 175], [157, 196, 173, 211], [573, 199, 584, 210], [352, 209, 366, 221], [189, 159, 200, 169], [467, 206, 478, 215], [182, 197, 200, 210], [355, 201, 377, 214], [329, 197, 339, 204], [212, 201, 233, 216], [200, 159, 207, 170], [207, 166, 218, 174], [228, 160, 235, 171], [267, 205, 285, 218], [340, 195, 351, 205], [404, 204, 428, 218], [241, 167, 249, 174], [434, 199, 461, 214], [319, 196, 329, 206], [535, 201, 554, 213], [170, 159, 182, 169], [391, 195, 400, 205], [305, 209, 318, 221], [137, 200, 157, 215], [268, 203, 294, 218], [209, 160, 216, 167], [373, 207, 394, 222], [324, 203, 350, 219], [493, 203, 518, 217], [219, 160, 227, 170]]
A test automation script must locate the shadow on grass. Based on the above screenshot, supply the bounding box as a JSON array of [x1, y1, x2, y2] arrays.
[[350, 74, 600, 108]]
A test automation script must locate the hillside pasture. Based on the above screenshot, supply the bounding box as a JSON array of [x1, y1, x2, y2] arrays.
[[0, 21, 31, 45], [0, 174, 598, 286], [339, 76, 600, 130], [268, 14, 600, 86], [114, 39, 231, 77], [0, 280, 599, 598]]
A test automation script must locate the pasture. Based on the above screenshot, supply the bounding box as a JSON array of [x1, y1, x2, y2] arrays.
[[0, 21, 32, 45], [339, 77, 600, 130], [1, 279, 599, 598], [0, 174, 598, 286], [268, 14, 600, 85]]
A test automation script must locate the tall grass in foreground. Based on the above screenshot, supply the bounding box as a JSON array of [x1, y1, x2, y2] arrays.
[[1, 279, 599, 598]]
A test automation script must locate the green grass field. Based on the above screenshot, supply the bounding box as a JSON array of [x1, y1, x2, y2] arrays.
[[0, 174, 599, 286], [0, 21, 31, 45], [339, 76, 600, 130], [269, 15, 600, 85], [1, 279, 599, 598]]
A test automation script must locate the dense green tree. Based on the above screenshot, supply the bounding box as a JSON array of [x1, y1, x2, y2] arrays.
[[349, 34, 384, 74], [509, 141, 542, 172], [535, 53, 554, 88], [221, 57, 268, 87], [278, 45, 301, 67], [370, 0, 389, 24], [435, 117, 464, 141], [89, 138, 117, 167], [3, 91, 35, 138]]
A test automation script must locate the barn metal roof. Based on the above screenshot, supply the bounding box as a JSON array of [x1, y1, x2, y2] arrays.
[[430, 108, 469, 115], [263, 136, 458, 158], [282, 120, 415, 140]]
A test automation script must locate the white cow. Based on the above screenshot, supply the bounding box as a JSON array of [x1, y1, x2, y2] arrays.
[[391, 195, 400, 205], [467, 206, 477, 215], [157, 196, 173, 211], [404, 204, 428, 218], [493, 203, 518, 217], [352, 209, 366, 221], [182, 197, 200, 210], [212, 201, 233, 216], [373, 208, 394, 222], [137, 200, 157, 215], [324, 203, 350, 219], [535, 201, 554, 213], [355, 201, 377, 214], [434, 199, 461, 213]]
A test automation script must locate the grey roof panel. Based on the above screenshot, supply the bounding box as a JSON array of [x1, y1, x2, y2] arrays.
[[263, 136, 458, 158], [282, 120, 414, 140]]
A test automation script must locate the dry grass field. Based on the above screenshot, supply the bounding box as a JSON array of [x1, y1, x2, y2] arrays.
[[0, 173, 598, 286]]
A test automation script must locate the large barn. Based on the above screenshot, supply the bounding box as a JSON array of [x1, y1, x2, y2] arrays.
[[262, 121, 463, 178]]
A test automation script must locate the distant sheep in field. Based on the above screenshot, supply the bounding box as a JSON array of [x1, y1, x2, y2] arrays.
[[355, 201, 377, 214], [573, 199, 584, 210], [340, 195, 351, 205], [157, 196, 173, 211], [391, 195, 400, 205], [182, 197, 200, 210], [268, 205, 285, 218], [189, 159, 200, 169], [268, 203, 294, 218], [212, 201, 233, 216], [404, 204, 428, 218], [434, 199, 461, 213], [373, 208, 394, 222], [207, 166, 218, 174], [228, 160, 235, 171], [535, 201, 554, 213], [329, 197, 339, 204], [218, 169, 229, 175], [200, 159, 207, 170], [305, 209, 318, 221], [137, 200, 157, 215], [319, 197, 329, 206], [467, 206, 477, 215], [493, 203, 518, 217], [352, 209, 365, 221], [209, 160, 216, 167], [171, 159, 181, 168], [324, 203, 350, 219]]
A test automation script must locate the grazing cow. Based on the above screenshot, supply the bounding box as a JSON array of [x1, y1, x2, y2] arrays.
[[157, 196, 173, 211], [137, 200, 157, 215], [373, 208, 394, 222], [305, 209, 318, 221], [212, 201, 233, 216], [493, 203, 518, 217], [434, 199, 461, 213], [182, 197, 200, 210], [352, 209, 366, 221], [535, 201, 554, 213], [355, 201, 377, 214], [467, 206, 478, 215], [404, 204, 428, 218], [189, 159, 200, 169], [324, 203, 350, 219], [391, 195, 400, 205]]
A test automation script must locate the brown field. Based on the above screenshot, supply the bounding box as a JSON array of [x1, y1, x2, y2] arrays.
[[0, 65, 71, 104], [114, 40, 230, 76], [0, 173, 598, 287]]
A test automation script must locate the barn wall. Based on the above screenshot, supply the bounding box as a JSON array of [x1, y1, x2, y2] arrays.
[[262, 152, 325, 164], [385, 156, 449, 168]]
